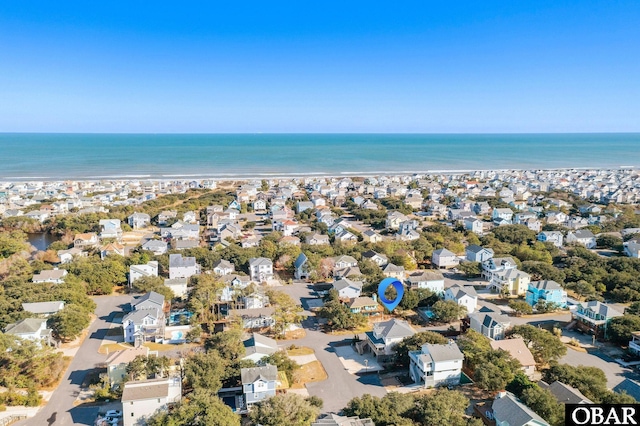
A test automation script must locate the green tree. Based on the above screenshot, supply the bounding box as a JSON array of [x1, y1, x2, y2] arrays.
[[509, 325, 567, 364], [431, 300, 466, 323], [184, 350, 227, 393], [268, 290, 306, 338], [131, 275, 174, 300], [626, 301, 640, 316], [262, 351, 300, 385], [458, 261, 482, 277], [318, 299, 367, 331], [411, 389, 470, 426], [48, 303, 91, 342], [474, 349, 522, 391], [508, 300, 533, 316], [520, 261, 566, 283], [542, 363, 608, 402], [399, 288, 434, 310], [608, 315, 640, 346], [520, 385, 565, 426], [395, 331, 448, 367], [147, 389, 240, 426], [248, 394, 320, 426]]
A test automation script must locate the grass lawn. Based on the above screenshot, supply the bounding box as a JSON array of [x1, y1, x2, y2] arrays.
[[286, 346, 314, 356], [282, 328, 307, 340], [98, 342, 132, 354], [291, 360, 328, 389]]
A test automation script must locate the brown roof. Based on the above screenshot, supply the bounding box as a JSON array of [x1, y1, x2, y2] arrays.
[[490, 338, 536, 366], [121, 378, 170, 402]]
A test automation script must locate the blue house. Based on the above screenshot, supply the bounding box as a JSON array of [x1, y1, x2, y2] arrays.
[[241, 365, 278, 409], [525, 280, 567, 308]]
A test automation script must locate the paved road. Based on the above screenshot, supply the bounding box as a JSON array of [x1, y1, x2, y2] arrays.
[[17, 295, 130, 426]]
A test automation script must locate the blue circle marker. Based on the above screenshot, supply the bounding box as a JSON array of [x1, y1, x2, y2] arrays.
[[377, 278, 405, 312]]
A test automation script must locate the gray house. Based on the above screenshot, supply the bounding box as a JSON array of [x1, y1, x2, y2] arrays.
[[294, 253, 310, 280], [241, 365, 278, 409]]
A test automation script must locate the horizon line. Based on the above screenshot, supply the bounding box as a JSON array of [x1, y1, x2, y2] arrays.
[[2, 131, 640, 136]]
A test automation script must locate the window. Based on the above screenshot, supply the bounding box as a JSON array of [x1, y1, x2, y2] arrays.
[[131, 413, 134, 417], [158, 398, 161, 403]]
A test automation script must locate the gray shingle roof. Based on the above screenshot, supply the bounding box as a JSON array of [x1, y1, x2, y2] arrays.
[[422, 342, 464, 363], [530, 280, 563, 291], [21, 301, 65, 314], [539, 380, 593, 404], [121, 378, 170, 402], [169, 254, 196, 268], [241, 364, 278, 384], [134, 291, 165, 308], [5, 318, 48, 334], [372, 319, 415, 340], [492, 392, 549, 426]]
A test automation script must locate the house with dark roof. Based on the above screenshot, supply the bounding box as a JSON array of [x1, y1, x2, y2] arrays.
[[538, 380, 593, 404], [572, 300, 623, 338], [294, 253, 310, 280], [409, 341, 464, 388], [491, 391, 550, 426], [469, 311, 512, 340], [465, 245, 494, 263]]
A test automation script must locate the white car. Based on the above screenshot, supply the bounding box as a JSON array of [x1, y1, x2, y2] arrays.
[[105, 410, 122, 418]]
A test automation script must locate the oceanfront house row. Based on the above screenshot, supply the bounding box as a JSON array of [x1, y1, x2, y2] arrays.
[[122, 377, 182, 426], [409, 341, 464, 388], [525, 280, 567, 308], [571, 300, 624, 338], [364, 319, 415, 363], [249, 257, 274, 282], [32, 268, 67, 284]]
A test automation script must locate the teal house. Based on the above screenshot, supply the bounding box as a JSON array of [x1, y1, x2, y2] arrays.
[[525, 280, 567, 308]]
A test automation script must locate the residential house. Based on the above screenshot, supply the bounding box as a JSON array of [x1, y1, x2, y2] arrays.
[[141, 239, 168, 255], [213, 259, 235, 276], [182, 210, 198, 223], [624, 240, 640, 258], [386, 211, 409, 230], [333, 255, 358, 270], [249, 257, 274, 282], [241, 365, 278, 409], [362, 230, 383, 243], [100, 242, 126, 259], [122, 377, 182, 426], [311, 414, 375, 426], [242, 333, 278, 363], [525, 280, 567, 308], [432, 248, 459, 269], [572, 300, 623, 338], [232, 307, 276, 329], [537, 231, 564, 248], [163, 278, 188, 299], [99, 219, 123, 240], [465, 245, 494, 263], [105, 346, 150, 386], [490, 269, 531, 296], [294, 253, 310, 280], [464, 218, 485, 235], [364, 319, 415, 362], [32, 268, 67, 284], [409, 341, 464, 388], [335, 229, 358, 244], [469, 311, 512, 340], [252, 199, 267, 211], [630, 332, 640, 356], [406, 270, 445, 294], [490, 338, 536, 379], [538, 381, 593, 405], [57, 247, 86, 264], [156, 210, 177, 226], [444, 285, 478, 314], [566, 230, 597, 249], [129, 261, 159, 286], [491, 391, 550, 426], [296, 201, 314, 214], [128, 212, 151, 229], [362, 250, 389, 267], [347, 296, 382, 316], [333, 278, 363, 299], [482, 257, 518, 281], [21, 301, 65, 317], [4, 318, 54, 346], [492, 208, 514, 223], [382, 263, 405, 280], [168, 254, 200, 280], [123, 292, 166, 344], [307, 233, 330, 245], [74, 232, 99, 249]]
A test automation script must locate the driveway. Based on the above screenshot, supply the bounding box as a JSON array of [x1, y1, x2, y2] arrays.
[[560, 345, 640, 389], [16, 295, 130, 426]]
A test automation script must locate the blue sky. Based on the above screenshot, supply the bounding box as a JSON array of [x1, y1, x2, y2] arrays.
[[0, 1, 639, 133]]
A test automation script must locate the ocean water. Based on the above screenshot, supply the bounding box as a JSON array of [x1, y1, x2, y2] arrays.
[[0, 133, 639, 180]]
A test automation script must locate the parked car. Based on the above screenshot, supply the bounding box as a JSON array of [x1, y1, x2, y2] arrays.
[[105, 410, 122, 418]]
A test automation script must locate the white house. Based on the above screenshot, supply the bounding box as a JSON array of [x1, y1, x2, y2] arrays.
[[168, 254, 200, 280], [249, 257, 274, 282], [242, 333, 278, 363], [382, 263, 405, 280], [307, 233, 330, 245], [566, 230, 596, 249], [362, 250, 389, 267], [444, 285, 478, 314], [406, 270, 445, 294], [57, 247, 86, 264], [333, 278, 363, 299], [624, 241, 640, 258], [128, 212, 151, 229], [365, 319, 415, 362], [432, 248, 459, 269], [213, 259, 235, 276], [537, 231, 563, 248], [492, 208, 514, 223], [465, 245, 494, 263], [129, 261, 159, 286], [32, 268, 67, 284], [464, 218, 484, 235], [409, 341, 464, 388], [141, 239, 168, 255], [123, 292, 166, 344], [163, 278, 188, 298], [4, 318, 54, 346], [122, 377, 182, 426], [22, 301, 65, 317]]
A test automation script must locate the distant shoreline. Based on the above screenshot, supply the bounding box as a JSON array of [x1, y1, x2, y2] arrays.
[[1, 165, 637, 183]]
